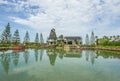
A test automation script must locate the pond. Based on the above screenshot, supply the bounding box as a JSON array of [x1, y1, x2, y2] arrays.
[[0, 49, 120, 81]]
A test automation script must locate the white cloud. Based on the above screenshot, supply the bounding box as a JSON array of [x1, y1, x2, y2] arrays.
[[0, 0, 8, 4], [2, 0, 120, 39]]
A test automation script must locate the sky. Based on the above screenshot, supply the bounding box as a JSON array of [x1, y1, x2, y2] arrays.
[[0, 0, 120, 42]]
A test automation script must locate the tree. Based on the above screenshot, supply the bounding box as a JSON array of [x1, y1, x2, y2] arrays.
[[117, 35, 120, 40], [109, 36, 113, 40], [59, 35, 64, 40], [1, 23, 11, 45], [24, 31, 30, 44], [40, 33, 44, 44], [90, 32, 95, 46], [97, 36, 109, 46], [113, 35, 116, 40], [58, 34, 64, 46], [95, 36, 98, 45], [12, 29, 20, 45], [85, 34, 89, 45], [35, 33, 39, 44]]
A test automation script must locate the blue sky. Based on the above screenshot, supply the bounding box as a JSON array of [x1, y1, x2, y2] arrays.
[[0, 0, 120, 42]]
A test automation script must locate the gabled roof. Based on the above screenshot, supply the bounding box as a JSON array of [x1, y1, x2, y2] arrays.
[[64, 36, 82, 40], [48, 28, 57, 40]]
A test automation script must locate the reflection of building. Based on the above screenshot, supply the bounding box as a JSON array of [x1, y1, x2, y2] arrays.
[[47, 49, 57, 66], [64, 36, 82, 45], [64, 50, 82, 58]]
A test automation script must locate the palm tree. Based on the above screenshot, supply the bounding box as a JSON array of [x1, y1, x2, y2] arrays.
[[110, 36, 112, 40], [113, 35, 116, 40], [58, 35, 64, 46], [117, 35, 120, 40], [95, 36, 98, 45]]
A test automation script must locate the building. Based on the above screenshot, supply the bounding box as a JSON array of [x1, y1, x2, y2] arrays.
[[64, 36, 82, 45], [47, 28, 57, 45], [47, 28, 82, 45]]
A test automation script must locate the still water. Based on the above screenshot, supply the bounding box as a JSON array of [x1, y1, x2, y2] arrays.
[[0, 49, 120, 81]]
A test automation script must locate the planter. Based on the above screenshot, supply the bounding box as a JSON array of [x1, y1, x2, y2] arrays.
[[12, 46, 25, 50]]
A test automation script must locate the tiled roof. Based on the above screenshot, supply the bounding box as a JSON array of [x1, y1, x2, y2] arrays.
[[48, 28, 57, 40], [64, 36, 82, 40]]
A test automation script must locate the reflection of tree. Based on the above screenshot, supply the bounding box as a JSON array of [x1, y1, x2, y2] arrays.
[[90, 50, 96, 65], [12, 52, 19, 66], [1, 53, 10, 74], [85, 50, 97, 65], [85, 50, 89, 61], [57, 49, 64, 59], [23, 50, 29, 64], [97, 51, 120, 59], [47, 49, 57, 66], [34, 49, 39, 62], [40, 50, 44, 61]]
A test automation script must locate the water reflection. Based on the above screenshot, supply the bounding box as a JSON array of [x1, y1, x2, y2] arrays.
[[97, 51, 120, 59], [64, 50, 82, 58], [47, 49, 57, 66], [34, 49, 39, 62], [85, 50, 97, 64], [0, 49, 120, 74], [12, 51, 19, 66], [0, 52, 10, 74], [23, 50, 29, 64], [40, 50, 44, 61]]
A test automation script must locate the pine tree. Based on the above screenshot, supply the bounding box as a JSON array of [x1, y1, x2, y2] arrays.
[[24, 31, 30, 44], [90, 32, 95, 46], [85, 34, 89, 45], [40, 33, 44, 44], [35, 33, 39, 44], [12, 29, 20, 45], [1, 23, 11, 45]]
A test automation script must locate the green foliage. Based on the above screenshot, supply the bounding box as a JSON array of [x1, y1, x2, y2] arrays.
[[12, 29, 20, 45], [40, 33, 44, 44], [85, 34, 89, 45], [85, 32, 95, 46], [97, 35, 120, 46], [107, 41, 120, 46], [1, 23, 11, 45], [35, 33, 39, 44], [24, 31, 30, 44], [90, 32, 95, 46], [57, 34, 64, 46]]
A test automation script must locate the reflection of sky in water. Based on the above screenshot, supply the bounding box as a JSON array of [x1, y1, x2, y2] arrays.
[[0, 49, 120, 81]]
